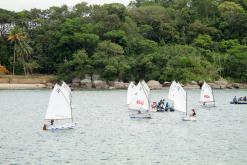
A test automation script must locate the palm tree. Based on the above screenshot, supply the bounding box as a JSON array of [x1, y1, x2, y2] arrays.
[[8, 27, 33, 75], [17, 41, 33, 75]]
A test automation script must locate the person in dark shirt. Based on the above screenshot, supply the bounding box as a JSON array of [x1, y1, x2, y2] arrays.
[[51, 120, 54, 125], [233, 96, 237, 103], [190, 109, 196, 117]]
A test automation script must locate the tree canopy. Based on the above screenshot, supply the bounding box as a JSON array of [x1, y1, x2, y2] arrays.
[[0, 0, 246, 83]]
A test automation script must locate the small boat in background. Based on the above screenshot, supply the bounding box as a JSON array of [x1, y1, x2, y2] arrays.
[[200, 81, 215, 107], [230, 96, 247, 104], [128, 80, 152, 119]]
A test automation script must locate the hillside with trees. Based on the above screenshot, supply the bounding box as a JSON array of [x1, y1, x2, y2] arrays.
[[0, 0, 246, 83]]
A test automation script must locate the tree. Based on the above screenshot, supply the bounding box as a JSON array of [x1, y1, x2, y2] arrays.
[[7, 27, 27, 75], [224, 45, 247, 82], [58, 49, 91, 81], [193, 34, 214, 49]]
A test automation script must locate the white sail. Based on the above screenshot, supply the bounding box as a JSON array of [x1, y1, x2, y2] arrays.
[[127, 82, 136, 104], [173, 83, 187, 113], [45, 84, 72, 120], [141, 80, 150, 95], [168, 80, 177, 101], [128, 82, 150, 111], [61, 81, 72, 103], [200, 82, 214, 103]]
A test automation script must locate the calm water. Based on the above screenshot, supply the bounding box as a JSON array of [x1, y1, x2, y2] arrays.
[[0, 89, 246, 165]]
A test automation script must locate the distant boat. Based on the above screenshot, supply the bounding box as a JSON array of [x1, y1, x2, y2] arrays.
[[173, 83, 196, 121], [128, 80, 151, 119], [200, 81, 215, 106], [43, 84, 76, 130], [127, 82, 136, 105]]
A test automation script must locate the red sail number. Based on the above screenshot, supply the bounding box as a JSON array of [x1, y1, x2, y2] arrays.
[[136, 100, 144, 105], [204, 95, 210, 98]]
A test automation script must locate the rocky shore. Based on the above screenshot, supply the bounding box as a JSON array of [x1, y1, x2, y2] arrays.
[[64, 78, 247, 90], [0, 75, 246, 90]]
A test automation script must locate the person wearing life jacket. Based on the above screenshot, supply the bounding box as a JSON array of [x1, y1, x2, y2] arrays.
[[151, 102, 157, 110]]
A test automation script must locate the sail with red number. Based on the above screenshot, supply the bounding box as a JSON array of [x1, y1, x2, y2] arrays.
[[200, 81, 215, 105]]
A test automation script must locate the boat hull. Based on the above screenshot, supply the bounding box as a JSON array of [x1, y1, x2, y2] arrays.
[[156, 107, 175, 112], [182, 116, 196, 121], [47, 122, 77, 130], [230, 101, 247, 104], [129, 113, 152, 119]]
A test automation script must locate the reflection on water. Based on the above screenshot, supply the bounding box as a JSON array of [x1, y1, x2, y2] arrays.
[[0, 89, 246, 164]]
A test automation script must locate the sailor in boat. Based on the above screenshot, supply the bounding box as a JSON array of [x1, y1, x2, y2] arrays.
[[157, 99, 165, 112], [165, 102, 174, 111], [43, 124, 47, 130], [43, 120, 54, 130], [165, 102, 169, 111], [233, 96, 237, 104], [189, 109, 196, 117], [151, 101, 157, 110], [244, 96, 247, 101], [238, 97, 243, 102]]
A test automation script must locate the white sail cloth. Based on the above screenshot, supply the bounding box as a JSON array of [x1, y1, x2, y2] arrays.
[[45, 84, 72, 120], [128, 81, 150, 111], [61, 81, 72, 103], [173, 83, 187, 113], [168, 80, 177, 101], [200, 82, 214, 103], [127, 82, 136, 105]]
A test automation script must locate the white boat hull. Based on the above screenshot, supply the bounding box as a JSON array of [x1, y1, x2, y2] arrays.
[[129, 113, 152, 119], [182, 116, 196, 121], [47, 122, 77, 130]]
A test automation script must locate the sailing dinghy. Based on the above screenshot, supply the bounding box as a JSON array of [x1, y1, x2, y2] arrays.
[[128, 80, 151, 119], [200, 81, 215, 106], [44, 84, 76, 130], [173, 83, 196, 121]]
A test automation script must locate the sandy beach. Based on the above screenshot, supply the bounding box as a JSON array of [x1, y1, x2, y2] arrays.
[[0, 83, 47, 89]]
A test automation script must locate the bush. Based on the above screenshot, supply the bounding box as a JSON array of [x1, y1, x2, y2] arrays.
[[0, 65, 10, 75]]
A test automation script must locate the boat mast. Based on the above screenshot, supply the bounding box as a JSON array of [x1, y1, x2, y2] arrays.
[[186, 92, 187, 116], [212, 88, 216, 107]]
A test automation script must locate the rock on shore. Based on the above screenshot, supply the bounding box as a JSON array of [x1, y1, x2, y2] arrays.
[[147, 80, 162, 89]]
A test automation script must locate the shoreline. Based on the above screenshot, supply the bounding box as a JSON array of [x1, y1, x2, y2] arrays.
[[0, 75, 246, 90], [0, 83, 246, 90]]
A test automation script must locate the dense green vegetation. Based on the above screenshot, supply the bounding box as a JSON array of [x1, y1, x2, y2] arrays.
[[0, 0, 247, 83]]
